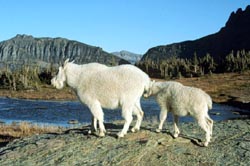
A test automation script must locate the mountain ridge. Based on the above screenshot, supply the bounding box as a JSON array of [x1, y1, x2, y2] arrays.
[[140, 5, 250, 65], [111, 50, 142, 64], [0, 34, 129, 69]]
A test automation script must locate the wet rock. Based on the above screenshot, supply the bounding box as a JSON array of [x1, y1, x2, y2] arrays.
[[68, 120, 79, 124], [232, 111, 240, 115], [210, 112, 221, 115]]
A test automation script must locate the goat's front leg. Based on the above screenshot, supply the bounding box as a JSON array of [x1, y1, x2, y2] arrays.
[[173, 115, 180, 138], [156, 108, 168, 133]]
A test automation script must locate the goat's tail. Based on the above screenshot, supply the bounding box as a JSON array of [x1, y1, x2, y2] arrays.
[[143, 79, 154, 98], [205, 93, 213, 110]]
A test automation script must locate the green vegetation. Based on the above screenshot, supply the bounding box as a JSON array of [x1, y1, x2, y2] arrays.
[[136, 50, 250, 79], [224, 50, 250, 72], [0, 49, 250, 90], [0, 62, 54, 90]]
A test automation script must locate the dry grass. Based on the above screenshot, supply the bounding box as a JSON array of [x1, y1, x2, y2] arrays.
[[155, 71, 250, 103], [0, 85, 76, 100], [0, 121, 64, 146]]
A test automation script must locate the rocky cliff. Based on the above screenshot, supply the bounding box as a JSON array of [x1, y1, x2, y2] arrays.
[[111, 50, 142, 64], [140, 5, 250, 65], [0, 34, 129, 69]]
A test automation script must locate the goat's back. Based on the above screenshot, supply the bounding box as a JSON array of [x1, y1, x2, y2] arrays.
[[156, 81, 212, 116], [77, 64, 150, 108]]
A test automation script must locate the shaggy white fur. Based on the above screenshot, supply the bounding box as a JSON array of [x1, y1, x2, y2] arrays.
[[146, 81, 213, 146], [51, 59, 151, 137]]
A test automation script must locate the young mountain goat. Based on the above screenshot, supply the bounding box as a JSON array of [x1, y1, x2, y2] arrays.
[[145, 81, 213, 146], [51, 59, 151, 138]]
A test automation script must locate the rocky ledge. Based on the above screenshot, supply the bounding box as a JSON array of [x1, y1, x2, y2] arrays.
[[0, 119, 249, 165]]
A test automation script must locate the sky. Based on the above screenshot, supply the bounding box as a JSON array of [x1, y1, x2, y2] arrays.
[[0, 1, 249, 54]]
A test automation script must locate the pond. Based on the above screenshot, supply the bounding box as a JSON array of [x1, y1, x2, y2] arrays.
[[0, 97, 249, 127]]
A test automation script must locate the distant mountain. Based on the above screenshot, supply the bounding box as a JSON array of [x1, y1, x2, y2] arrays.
[[140, 5, 250, 66], [0, 34, 129, 69], [111, 50, 142, 64]]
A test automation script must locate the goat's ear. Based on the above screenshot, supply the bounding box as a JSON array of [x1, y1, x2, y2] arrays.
[[59, 66, 63, 72], [63, 58, 70, 67], [148, 80, 155, 89]]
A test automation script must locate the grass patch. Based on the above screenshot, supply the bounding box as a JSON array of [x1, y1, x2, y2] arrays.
[[0, 121, 64, 146]]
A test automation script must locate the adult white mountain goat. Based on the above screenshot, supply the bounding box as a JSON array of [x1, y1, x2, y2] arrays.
[[51, 59, 151, 138], [145, 81, 213, 146]]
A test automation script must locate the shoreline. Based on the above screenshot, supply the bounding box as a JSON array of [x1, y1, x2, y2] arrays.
[[0, 88, 249, 112], [0, 72, 249, 111], [0, 72, 249, 165]]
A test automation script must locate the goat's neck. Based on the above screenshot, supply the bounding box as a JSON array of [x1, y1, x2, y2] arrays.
[[64, 63, 82, 90], [151, 83, 164, 95]]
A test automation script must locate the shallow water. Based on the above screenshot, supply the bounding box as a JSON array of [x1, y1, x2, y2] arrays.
[[0, 97, 248, 127]]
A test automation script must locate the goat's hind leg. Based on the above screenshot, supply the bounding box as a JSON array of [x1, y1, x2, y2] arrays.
[[197, 117, 211, 147], [88, 116, 98, 134], [117, 105, 133, 138], [131, 101, 144, 133], [173, 115, 180, 138], [89, 102, 106, 137], [206, 115, 213, 137]]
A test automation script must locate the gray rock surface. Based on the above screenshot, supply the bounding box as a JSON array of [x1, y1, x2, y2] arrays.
[[0, 34, 129, 69], [111, 50, 142, 64], [0, 119, 249, 165]]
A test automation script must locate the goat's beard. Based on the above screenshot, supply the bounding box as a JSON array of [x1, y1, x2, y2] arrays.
[[51, 78, 65, 90]]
